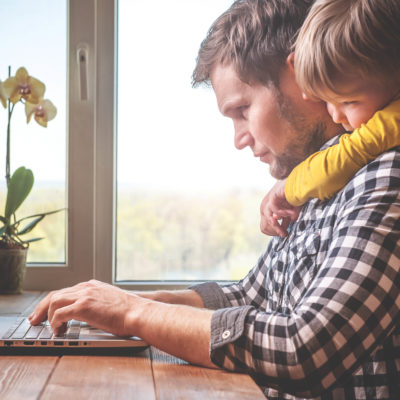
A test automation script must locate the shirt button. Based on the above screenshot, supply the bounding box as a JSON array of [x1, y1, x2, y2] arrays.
[[222, 330, 231, 339]]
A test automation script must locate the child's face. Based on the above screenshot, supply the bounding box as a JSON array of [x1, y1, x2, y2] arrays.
[[322, 77, 399, 131]]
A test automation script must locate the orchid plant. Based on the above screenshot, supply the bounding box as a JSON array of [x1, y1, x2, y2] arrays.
[[0, 67, 61, 249]]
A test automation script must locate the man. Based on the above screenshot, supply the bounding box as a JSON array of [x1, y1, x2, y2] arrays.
[[30, 0, 400, 398]]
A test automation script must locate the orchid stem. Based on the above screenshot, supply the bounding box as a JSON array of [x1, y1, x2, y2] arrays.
[[5, 65, 12, 188], [6, 102, 15, 188]]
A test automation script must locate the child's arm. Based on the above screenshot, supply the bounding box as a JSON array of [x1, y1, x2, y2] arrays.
[[285, 98, 400, 206], [260, 179, 301, 237], [260, 98, 400, 236]]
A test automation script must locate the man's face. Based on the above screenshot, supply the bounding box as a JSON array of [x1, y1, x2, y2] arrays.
[[210, 63, 341, 179]]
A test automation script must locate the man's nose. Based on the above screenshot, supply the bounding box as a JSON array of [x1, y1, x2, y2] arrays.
[[234, 124, 254, 150]]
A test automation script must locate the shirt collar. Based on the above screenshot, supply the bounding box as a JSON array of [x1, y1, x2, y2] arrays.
[[319, 133, 346, 151]]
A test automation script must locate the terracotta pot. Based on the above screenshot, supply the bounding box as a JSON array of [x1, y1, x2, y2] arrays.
[[0, 248, 28, 294]]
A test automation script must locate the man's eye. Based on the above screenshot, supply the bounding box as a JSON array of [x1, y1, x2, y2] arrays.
[[343, 101, 357, 105]]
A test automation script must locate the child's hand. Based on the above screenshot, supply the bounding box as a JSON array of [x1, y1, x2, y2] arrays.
[[260, 179, 301, 238]]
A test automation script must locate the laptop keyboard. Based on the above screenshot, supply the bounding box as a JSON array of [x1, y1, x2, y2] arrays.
[[2, 318, 82, 340]]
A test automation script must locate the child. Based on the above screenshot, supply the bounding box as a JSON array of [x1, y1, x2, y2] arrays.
[[261, 0, 400, 238]]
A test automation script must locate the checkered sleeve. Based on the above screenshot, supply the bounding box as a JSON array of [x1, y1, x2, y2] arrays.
[[209, 152, 400, 398], [191, 247, 272, 309]]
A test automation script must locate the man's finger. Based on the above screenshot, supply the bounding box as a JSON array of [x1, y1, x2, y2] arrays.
[[50, 304, 79, 336], [53, 322, 68, 337], [29, 291, 56, 325], [48, 291, 82, 325], [30, 282, 88, 325]]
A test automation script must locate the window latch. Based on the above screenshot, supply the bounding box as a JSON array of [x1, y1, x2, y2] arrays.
[[77, 44, 89, 101]]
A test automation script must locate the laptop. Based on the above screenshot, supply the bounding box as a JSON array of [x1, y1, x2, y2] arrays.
[[0, 316, 148, 349]]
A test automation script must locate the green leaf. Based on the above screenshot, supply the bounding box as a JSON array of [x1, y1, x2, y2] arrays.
[[24, 237, 44, 243], [15, 208, 65, 225], [13, 208, 64, 237], [5, 167, 34, 219], [0, 226, 5, 236], [17, 215, 45, 235]]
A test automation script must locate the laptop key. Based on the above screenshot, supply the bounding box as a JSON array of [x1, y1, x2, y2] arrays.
[[66, 325, 81, 339], [11, 319, 32, 339], [25, 325, 44, 339], [54, 334, 66, 339], [2, 317, 24, 339], [39, 326, 54, 339]]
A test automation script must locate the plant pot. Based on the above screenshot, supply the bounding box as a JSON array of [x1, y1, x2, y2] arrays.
[[0, 248, 28, 294]]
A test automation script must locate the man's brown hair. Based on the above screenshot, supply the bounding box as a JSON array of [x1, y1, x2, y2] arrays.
[[192, 0, 314, 88], [294, 0, 400, 99]]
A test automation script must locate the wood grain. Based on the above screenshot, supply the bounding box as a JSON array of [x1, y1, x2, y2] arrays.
[[0, 294, 267, 399], [0, 356, 58, 400], [0, 291, 44, 316], [151, 348, 265, 400], [41, 349, 156, 400]]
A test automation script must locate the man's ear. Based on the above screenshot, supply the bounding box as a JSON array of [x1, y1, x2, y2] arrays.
[[286, 52, 295, 72]]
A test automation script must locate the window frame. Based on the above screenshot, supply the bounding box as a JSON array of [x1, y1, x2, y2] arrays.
[[23, 0, 231, 291], [23, 0, 195, 291], [24, 0, 115, 290]]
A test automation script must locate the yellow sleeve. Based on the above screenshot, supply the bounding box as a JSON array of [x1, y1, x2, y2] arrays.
[[285, 98, 400, 206]]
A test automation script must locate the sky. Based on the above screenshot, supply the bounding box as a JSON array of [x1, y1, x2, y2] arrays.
[[0, 0, 276, 193], [117, 0, 276, 192]]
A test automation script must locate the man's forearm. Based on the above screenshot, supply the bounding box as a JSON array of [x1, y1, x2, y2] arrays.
[[30, 281, 214, 367], [127, 296, 216, 368], [134, 289, 205, 308]]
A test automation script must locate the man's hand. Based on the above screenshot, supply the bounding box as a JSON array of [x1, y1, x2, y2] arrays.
[[29, 280, 215, 368], [260, 179, 301, 237], [29, 280, 141, 337]]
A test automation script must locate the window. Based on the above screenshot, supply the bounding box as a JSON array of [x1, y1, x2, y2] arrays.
[[0, 0, 67, 263], [14, 0, 115, 289], [10, 0, 274, 290], [116, 0, 274, 282]]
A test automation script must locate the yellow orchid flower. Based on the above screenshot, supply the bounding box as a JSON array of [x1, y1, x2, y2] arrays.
[[3, 67, 45, 105], [0, 80, 7, 108], [25, 98, 57, 127]]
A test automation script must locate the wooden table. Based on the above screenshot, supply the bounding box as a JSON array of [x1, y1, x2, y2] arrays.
[[0, 292, 265, 399]]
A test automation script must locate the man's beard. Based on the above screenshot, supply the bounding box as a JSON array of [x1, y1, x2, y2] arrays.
[[269, 91, 327, 180]]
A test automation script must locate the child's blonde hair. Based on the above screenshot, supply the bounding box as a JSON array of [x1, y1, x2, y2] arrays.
[[294, 0, 400, 99]]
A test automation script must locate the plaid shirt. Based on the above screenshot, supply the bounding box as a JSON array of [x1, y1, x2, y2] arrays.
[[192, 136, 400, 399]]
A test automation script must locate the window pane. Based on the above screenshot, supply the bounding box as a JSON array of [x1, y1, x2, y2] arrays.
[[0, 0, 67, 263], [117, 0, 274, 281]]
